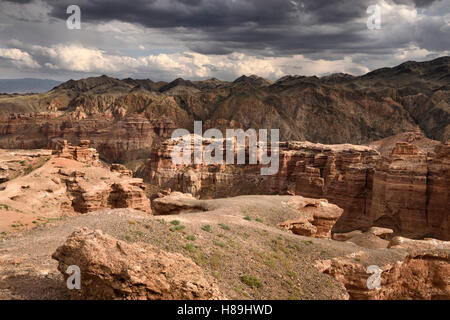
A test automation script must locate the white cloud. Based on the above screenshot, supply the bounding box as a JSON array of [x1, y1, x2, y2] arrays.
[[0, 48, 40, 68], [13, 43, 375, 79], [2, 40, 447, 81], [91, 21, 144, 34]]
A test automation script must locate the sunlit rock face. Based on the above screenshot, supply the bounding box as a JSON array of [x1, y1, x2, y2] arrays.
[[317, 251, 450, 300], [52, 228, 225, 300], [142, 137, 449, 240]]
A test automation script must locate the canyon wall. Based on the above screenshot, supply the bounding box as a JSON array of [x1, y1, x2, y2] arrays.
[[141, 137, 298, 199], [0, 113, 176, 163], [370, 142, 450, 239], [140, 134, 449, 240]]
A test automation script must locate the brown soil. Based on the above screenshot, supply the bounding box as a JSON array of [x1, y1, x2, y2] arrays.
[[0, 195, 408, 300]]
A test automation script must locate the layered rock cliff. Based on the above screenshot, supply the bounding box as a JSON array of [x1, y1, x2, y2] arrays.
[[140, 134, 449, 240], [317, 250, 449, 300], [369, 141, 450, 239], [0, 113, 175, 163]]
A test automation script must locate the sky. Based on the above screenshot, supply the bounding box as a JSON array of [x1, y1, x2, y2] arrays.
[[0, 0, 449, 81]]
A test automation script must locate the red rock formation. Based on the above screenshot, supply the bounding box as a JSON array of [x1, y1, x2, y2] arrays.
[[141, 136, 449, 240], [278, 198, 343, 238], [142, 137, 297, 199], [62, 169, 151, 214], [291, 142, 380, 232], [51, 144, 152, 214], [108, 182, 151, 213], [367, 227, 394, 239], [52, 140, 102, 167], [317, 251, 450, 300], [0, 113, 176, 162], [370, 141, 450, 240], [426, 143, 450, 240], [52, 228, 225, 300], [388, 236, 450, 250], [110, 163, 133, 176], [369, 143, 428, 237], [142, 139, 379, 232]]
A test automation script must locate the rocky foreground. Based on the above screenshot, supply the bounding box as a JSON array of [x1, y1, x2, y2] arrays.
[[0, 192, 448, 300], [0, 138, 448, 300]]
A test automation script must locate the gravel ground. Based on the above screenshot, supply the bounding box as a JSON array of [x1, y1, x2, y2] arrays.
[[0, 195, 408, 300]]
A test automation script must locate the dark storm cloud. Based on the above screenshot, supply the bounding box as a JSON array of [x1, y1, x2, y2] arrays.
[[3, 0, 33, 3], [46, 0, 296, 28], [6, 0, 391, 56], [3, 0, 448, 57], [3, 0, 420, 27], [392, 0, 442, 7]]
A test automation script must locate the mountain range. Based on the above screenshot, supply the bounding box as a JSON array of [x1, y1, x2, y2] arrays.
[[0, 78, 61, 94], [0, 57, 448, 160]]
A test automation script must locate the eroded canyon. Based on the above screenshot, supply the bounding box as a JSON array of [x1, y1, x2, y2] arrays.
[[0, 57, 449, 300]]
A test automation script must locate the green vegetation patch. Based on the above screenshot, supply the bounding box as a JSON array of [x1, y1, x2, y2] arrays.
[[240, 274, 262, 288]]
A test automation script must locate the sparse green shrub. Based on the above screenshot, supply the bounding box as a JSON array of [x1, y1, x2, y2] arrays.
[[24, 165, 34, 175], [170, 225, 185, 232], [286, 270, 297, 279], [184, 243, 196, 253], [214, 241, 226, 248], [241, 274, 262, 288], [201, 224, 211, 232], [218, 223, 230, 230]]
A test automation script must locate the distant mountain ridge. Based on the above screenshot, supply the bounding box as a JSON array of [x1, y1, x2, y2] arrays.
[[0, 56, 448, 150], [0, 78, 61, 93]]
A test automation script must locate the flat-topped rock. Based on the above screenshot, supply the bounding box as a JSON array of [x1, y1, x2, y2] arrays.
[[388, 236, 450, 250]]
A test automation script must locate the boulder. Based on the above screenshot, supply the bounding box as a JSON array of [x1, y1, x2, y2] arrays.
[[278, 198, 343, 238], [367, 227, 394, 239], [332, 230, 363, 241], [152, 192, 202, 215], [52, 228, 226, 300]]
